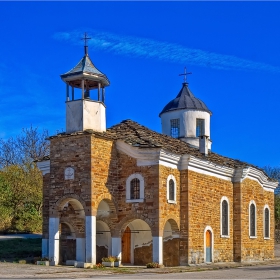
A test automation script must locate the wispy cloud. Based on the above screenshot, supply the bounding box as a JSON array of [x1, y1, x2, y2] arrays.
[[54, 29, 280, 73]]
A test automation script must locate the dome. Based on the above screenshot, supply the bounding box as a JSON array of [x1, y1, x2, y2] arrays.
[[159, 83, 211, 116]]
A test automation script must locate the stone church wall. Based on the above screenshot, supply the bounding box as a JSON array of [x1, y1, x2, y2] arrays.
[[237, 178, 274, 261], [41, 132, 275, 265], [114, 150, 160, 235], [158, 165, 180, 233], [184, 170, 234, 264], [48, 135, 92, 217]]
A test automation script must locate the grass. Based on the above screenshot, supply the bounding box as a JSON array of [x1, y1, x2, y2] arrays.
[[0, 238, 41, 260]]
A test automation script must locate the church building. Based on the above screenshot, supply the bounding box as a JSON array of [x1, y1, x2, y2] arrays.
[[37, 41, 277, 267]]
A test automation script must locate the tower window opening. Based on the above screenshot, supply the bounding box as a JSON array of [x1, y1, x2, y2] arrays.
[[196, 119, 205, 137], [170, 119, 180, 138]]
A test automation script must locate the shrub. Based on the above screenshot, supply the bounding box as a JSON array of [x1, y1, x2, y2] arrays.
[[146, 262, 160, 268], [101, 256, 115, 262]]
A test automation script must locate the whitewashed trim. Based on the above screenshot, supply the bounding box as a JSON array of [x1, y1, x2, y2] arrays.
[[180, 155, 235, 181], [204, 226, 214, 263], [249, 200, 257, 238], [220, 196, 230, 238], [37, 160, 50, 175], [116, 140, 277, 192], [233, 167, 277, 192], [263, 204, 270, 239], [116, 140, 161, 164], [166, 174, 177, 204], [126, 173, 144, 203]]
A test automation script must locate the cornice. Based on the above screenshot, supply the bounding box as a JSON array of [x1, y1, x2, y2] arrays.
[[116, 140, 277, 191], [38, 140, 277, 192], [180, 155, 235, 181], [233, 167, 278, 191], [36, 160, 50, 175]]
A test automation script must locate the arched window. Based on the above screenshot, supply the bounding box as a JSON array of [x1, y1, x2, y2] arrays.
[[169, 179, 175, 201], [166, 175, 176, 203], [222, 200, 228, 236], [220, 197, 229, 237], [264, 205, 270, 239], [249, 201, 256, 238], [130, 178, 140, 199], [126, 173, 144, 203]]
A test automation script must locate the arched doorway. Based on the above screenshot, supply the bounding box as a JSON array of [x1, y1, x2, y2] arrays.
[[121, 219, 152, 265], [56, 198, 85, 264], [59, 222, 76, 264], [96, 221, 111, 263], [122, 226, 131, 263], [163, 219, 180, 266], [205, 229, 212, 262], [96, 199, 114, 263]]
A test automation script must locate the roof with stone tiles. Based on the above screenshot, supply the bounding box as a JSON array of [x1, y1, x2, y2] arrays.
[[49, 119, 269, 174], [60, 54, 109, 81], [103, 120, 251, 169]]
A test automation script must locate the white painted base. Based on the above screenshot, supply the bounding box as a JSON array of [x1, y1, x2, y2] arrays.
[[49, 217, 59, 265], [65, 260, 76, 266], [74, 262, 92, 268], [42, 238, 48, 258], [153, 236, 163, 264], [76, 237, 85, 262], [111, 237, 122, 261], [86, 215, 96, 264]]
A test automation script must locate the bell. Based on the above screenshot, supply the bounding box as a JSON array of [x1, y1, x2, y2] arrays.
[[84, 89, 90, 99]]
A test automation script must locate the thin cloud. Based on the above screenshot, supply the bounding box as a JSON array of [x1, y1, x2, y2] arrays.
[[54, 29, 280, 73]]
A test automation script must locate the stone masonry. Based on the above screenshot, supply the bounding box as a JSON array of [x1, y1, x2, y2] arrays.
[[40, 120, 277, 266]]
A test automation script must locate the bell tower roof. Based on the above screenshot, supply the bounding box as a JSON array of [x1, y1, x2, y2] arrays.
[[60, 55, 110, 89], [159, 83, 212, 117], [60, 32, 109, 90]]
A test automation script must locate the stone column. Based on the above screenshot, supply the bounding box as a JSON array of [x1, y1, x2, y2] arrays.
[[85, 215, 96, 264], [76, 238, 86, 262], [111, 237, 122, 261], [153, 236, 163, 264], [48, 217, 59, 265]]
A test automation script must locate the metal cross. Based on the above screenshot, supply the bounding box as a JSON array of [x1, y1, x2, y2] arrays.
[[179, 67, 192, 84], [81, 32, 91, 47]]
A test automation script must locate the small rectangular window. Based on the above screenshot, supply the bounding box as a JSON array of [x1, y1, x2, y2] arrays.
[[170, 119, 180, 138], [196, 119, 205, 137]]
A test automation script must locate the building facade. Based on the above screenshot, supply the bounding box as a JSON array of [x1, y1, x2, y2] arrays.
[[37, 45, 277, 266]]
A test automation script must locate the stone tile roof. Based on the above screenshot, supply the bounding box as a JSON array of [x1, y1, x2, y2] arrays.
[[48, 119, 274, 180], [159, 83, 211, 116], [60, 54, 110, 86], [101, 120, 248, 169]]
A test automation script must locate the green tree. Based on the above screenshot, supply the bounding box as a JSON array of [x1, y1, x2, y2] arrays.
[[0, 126, 49, 232]]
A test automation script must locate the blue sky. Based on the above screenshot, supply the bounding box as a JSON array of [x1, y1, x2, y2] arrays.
[[1, 1, 280, 168]]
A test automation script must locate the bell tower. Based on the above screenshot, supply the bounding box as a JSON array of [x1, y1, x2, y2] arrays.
[[60, 33, 110, 133]]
